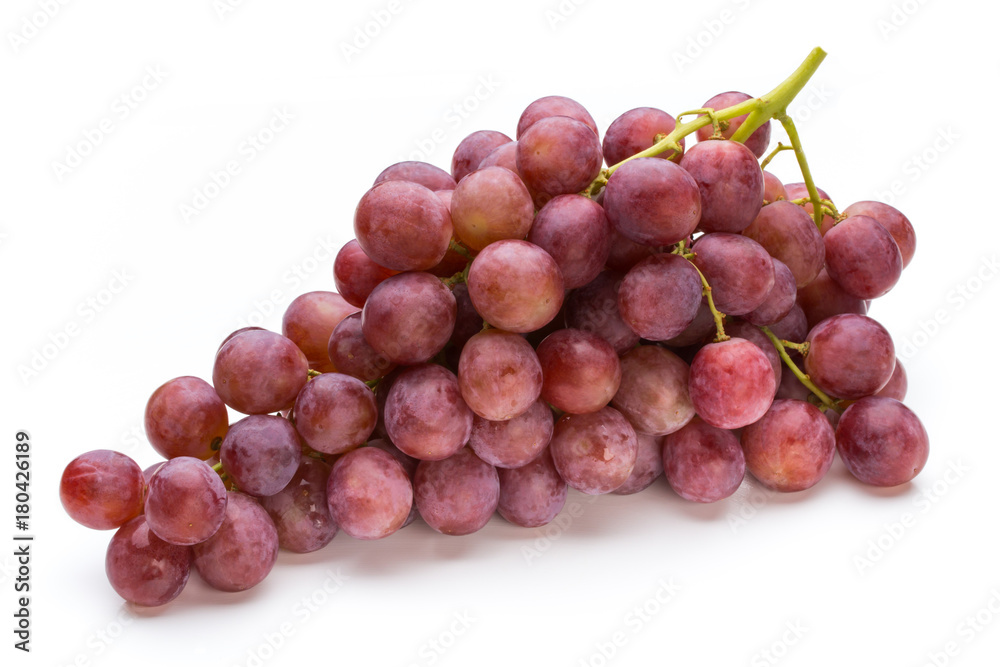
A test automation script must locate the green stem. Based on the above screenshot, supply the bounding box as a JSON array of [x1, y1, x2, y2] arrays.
[[775, 114, 824, 228], [448, 238, 475, 260], [759, 142, 792, 170], [307, 369, 322, 378], [685, 258, 728, 342], [760, 326, 837, 410], [211, 461, 224, 473]]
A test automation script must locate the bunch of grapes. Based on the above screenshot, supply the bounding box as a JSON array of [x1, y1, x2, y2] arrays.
[[60, 48, 928, 608]]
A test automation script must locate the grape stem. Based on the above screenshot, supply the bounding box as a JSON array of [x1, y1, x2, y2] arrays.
[[771, 114, 825, 229], [760, 326, 838, 411], [448, 238, 476, 260], [759, 142, 793, 170], [684, 255, 728, 342], [307, 369, 322, 378], [788, 196, 843, 221]]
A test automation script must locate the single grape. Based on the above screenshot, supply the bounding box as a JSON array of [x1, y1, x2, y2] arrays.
[[216, 326, 264, 354], [145, 457, 228, 545], [361, 271, 456, 364], [837, 397, 929, 487], [741, 399, 836, 492], [469, 399, 554, 469], [333, 239, 398, 308], [61, 450, 145, 530], [796, 268, 868, 329], [612, 345, 695, 436], [663, 419, 745, 502], [415, 447, 499, 536], [767, 304, 809, 344], [603, 106, 683, 165], [282, 291, 359, 373], [744, 258, 797, 326], [804, 314, 895, 399], [619, 253, 703, 341], [603, 157, 702, 246], [294, 372, 377, 455], [354, 180, 453, 271], [691, 233, 774, 316], [549, 407, 638, 495], [259, 456, 338, 553], [743, 200, 825, 288], [105, 516, 191, 606], [213, 329, 308, 415], [326, 447, 412, 540], [478, 141, 519, 172], [824, 215, 903, 299], [192, 491, 279, 592], [876, 358, 908, 401], [142, 461, 165, 488], [220, 415, 300, 497], [144, 377, 228, 461], [612, 433, 665, 495], [327, 312, 396, 383], [724, 319, 782, 390], [516, 95, 599, 138], [564, 271, 639, 354], [451, 130, 512, 183], [516, 115, 603, 206], [762, 171, 787, 203], [450, 165, 534, 251], [537, 328, 621, 415], [680, 139, 763, 233], [842, 200, 916, 267], [497, 448, 567, 527], [458, 328, 543, 421], [365, 438, 419, 527], [385, 363, 474, 461], [605, 226, 656, 273], [373, 160, 456, 191], [695, 91, 771, 157], [526, 194, 611, 289], [689, 338, 776, 429], [466, 239, 564, 333]]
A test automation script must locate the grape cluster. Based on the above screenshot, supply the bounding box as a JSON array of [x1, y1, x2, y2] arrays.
[[60, 52, 929, 607]]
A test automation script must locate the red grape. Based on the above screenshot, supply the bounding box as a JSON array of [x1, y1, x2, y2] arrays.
[[333, 239, 398, 308], [603, 106, 683, 165], [612, 345, 695, 436], [681, 139, 763, 233], [804, 314, 895, 399], [361, 271, 457, 364], [450, 165, 534, 251], [497, 448, 567, 527], [374, 160, 456, 191], [836, 397, 929, 487], [824, 215, 902, 299], [663, 419, 745, 502], [415, 447, 500, 536], [451, 130, 512, 183], [294, 372, 377, 455], [619, 253, 703, 341], [696, 91, 771, 157], [741, 399, 836, 492], [259, 456, 338, 553], [603, 157, 702, 246], [105, 516, 191, 606], [221, 415, 300, 497], [354, 180, 453, 271], [458, 328, 543, 421], [549, 407, 638, 495], [466, 239, 564, 333], [192, 491, 279, 591], [61, 450, 145, 530], [691, 233, 774, 316], [516, 116, 603, 206], [516, 95, 599, 138], [612, 433, 665, 496], [537, 328, 621, 415], [385, 363, 474, 461], [527, 194, 611, 289], [743, 200, 825, 288], [564, 271, 639, 354], [469, 399, 554, 469], [842, 200, 916, 268], [689, 338, 776, 429], [282, 291, 358, 373], [213, 329, 308, 415], [145, 457, 228, 545], [327, 447, 412, 540]]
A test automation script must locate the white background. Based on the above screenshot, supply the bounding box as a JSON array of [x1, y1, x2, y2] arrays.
[[3, 1, 998, 666]]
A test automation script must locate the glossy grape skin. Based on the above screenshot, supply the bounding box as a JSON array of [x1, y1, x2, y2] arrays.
[[466, 239, 564, 333], [768, 304, 809, 344], [105, 516, 191, 606], [603, 106, 683, 165], [469, 399, 554, 469], [837, 397, 929, 487], [842, 200, 916, 268], [220, 415, 300, 497], [354, 180, 454, 272], [784, 183, 836, 234], [282, 291, 359, 373], [374, 160, 456, 191], [824, 215, 903, 299], [663, 419, 745, 503], [216, 326, 265, 354], [527, 194, 611, 289], [478, 141, 519, 172], [724, 320, 782, 390], [603, 157, 702, 246], [537, 328, 621, 415], [144, 377, 228, 461], [612, 433, 665, 495], [564, 271, 639, 354], [619, 253, 703, 341], [497, 448, 567, 527], [450, 165, 534, 251], [361, 271, 457, 364], [516, 116, 603, 206], [213, 329, 308, 415], [333, 240, 398, 308], [876, 358, 908, 401], [680, 139, 763, 233], [744, 258, 797, 326], [689, 338, 776, 429], [259, 456, 337, 553], [385, 363, 474, 461], [549, 407, 638, 495], [294, 372, 377, 455], [691, 233, 774, 316], [145, 457, 228, 546], [458, 328, 543, 421], [326, 447, 412, 540], [327, 312, 396, 383], [696, 91, 771, 157], [612, 345, 695, 436], [743, 200, 825, 288], [192, 491, 279, 592], [61, 450, 145, 530], [804, 314, 895, 399], [516, 95, 599, 138], [415, 447, 500, 536], [762, 171, 787, 203], [741, 399, 836, 492], [796, 268, 868, 330], [451, 130, 512, 183]]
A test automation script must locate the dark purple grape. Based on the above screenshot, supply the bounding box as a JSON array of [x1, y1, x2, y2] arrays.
[[612, 345, 695, 436], [619, 253, 703, 340], [549, 407, 638, 495], [220, 415, 300, 497], [564, 271, 639, 354], [458, 329, 543, 421], [696, 91, 771, 157], [527, 194, 611, 289], [294, 372, 377, 455], [537, 328, 621, 415], [603, 157, 702, 246], [354, 180, 453, 271], [741, 399, 836, 492], [689, 338, 776, 429], [145, 376, 228, 461], [743, 200, 825, 288], [516, 116, 603, 206], [804, 314, 895, 399], [516, 95, 599, 138], [361, 271, 456, 364], [326, 447, 412, 540], [876, 358, 907, 401], [681, 139, 763, 233], [603, 106, 683, 165], [691, 233, 774, 316], [837, 397, 929, 487], [192, 491, 278, 591], [61, 450, 145, 530], [451, 130, 512, 183], [469, 399, 554, 469], [385, 363, 473, 461], [327, 312, 396, 383], [450, 165, 534, 251], [842, 200, 916, 268], [145, 457, 228, 546], [374, 160, 456, 191], [663, 419, 745, 502], [612, 433, 665, 495], [497, 448, 567, 527], [213, 329, 308, 415], [282, 291, 359, 373], [105, 516, 191, 606], [824, 215, 903, 299], [466, 239, 564, 333], [415, 447, 499, 535], [333, 239, 398, 308], [744, 258, 797, 326], [797, 268, 868, 330], [259, 456, 338, 553]]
